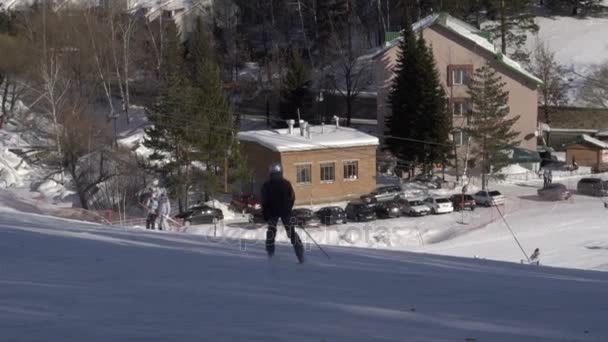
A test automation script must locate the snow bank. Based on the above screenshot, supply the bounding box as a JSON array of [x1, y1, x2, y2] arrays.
[[498, 164, 532, 175], [205, 199, 236, 221], [117, 130, 154, 158]]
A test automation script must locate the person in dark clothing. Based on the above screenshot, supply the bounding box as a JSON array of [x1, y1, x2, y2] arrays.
[[261, 162, 304, 263]]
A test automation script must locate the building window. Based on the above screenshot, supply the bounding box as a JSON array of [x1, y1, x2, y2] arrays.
[[296, 164, 312, 184], [448, 65, 473, 86], [453, 69, 466, 85], [453, 130, 468, 146], [343, 160, 359, 180], [320, 162, 335, 183], [452, 99, 470, 116]]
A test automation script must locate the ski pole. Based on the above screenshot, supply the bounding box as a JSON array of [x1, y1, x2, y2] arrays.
[[299, 226, 331, 260]]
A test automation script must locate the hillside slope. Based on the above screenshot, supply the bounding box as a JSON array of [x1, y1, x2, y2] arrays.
[[1, 208, 607, 341]]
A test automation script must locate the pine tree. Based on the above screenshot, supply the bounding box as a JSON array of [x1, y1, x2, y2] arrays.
[[415, 35, 451, 171], [467, 64, 520, 189], [144, 20, 193, 210], [278, 51, 312, 124], [384, 4, 420, 172], [483, 0, 538, 63], [384, 5, 450, 174]]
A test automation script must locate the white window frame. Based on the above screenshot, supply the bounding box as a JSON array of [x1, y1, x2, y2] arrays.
[[453, 130, 467, 146], [343, 160, 359, 181], [295, 163, 312, 184], [320, 162, 336, 183], [453, 101, 465, 116], [452, 69, 466, 86]]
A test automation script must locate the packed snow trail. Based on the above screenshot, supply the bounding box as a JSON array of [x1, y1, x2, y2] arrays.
[[1, 210, 608, 341]]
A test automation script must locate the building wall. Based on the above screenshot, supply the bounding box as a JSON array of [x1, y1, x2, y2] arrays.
[[240, 141, 377, 205], [240, 141, 282, 196], [376, 24, 539, 152], [281, 146, 377, 205], [565, 145, 599, 167]]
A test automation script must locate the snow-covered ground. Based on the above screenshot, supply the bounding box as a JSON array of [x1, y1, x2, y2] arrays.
[[527, 15, 608, 104], [181, 176, 608, 272], [1, 207, 608, 341]]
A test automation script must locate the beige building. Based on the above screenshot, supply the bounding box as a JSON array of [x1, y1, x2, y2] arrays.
[[566, 134, 608, 172], [237, 122, 379, 205], [374, 13, 542, 159]]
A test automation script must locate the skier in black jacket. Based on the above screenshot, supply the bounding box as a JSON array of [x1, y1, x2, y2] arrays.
[[261, 163, 304, 263]]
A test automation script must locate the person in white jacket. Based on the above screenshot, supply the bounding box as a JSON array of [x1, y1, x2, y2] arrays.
[[157, 192, 171, 231]]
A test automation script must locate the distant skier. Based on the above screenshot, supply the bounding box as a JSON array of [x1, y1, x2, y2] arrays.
[[145, 190, 159, 230], [547, 170, 553, 185], [530, 248, 540, 265], [261, 163, 304, 263], [157, 192, 171, 231]]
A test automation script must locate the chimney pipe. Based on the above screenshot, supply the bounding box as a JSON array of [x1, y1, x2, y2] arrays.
[[333, 115, 340, 128], [301, 121, 308, 137], [321, 122, 325, 134], [299, 120, 305, 136], [306, 125, 311, 139], [287, 119, 295, 135]]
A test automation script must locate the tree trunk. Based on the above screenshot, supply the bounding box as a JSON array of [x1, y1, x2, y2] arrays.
[[346, 94, 353, 127], [265, 96, 270, 127], [500, 0, 507, 54]]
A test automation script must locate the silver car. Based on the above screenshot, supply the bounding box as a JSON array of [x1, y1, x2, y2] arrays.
[[473, 190, 506, 207], [368, 185, 404, 202], [401, 198, 430, 216]]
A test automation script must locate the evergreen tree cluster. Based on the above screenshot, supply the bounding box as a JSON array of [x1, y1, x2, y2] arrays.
[[278, 52, 314, 125], [144, 18, 247, 210], [384, 5, 451, 174]]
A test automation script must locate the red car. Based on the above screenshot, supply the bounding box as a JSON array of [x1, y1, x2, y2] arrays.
[[449, 194, 476, 211], [230, 194, 261, 213]]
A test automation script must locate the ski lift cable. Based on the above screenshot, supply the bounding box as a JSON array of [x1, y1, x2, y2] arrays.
[[493, 202, 530, 263]]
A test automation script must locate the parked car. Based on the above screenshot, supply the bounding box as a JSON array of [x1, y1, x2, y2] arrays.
[[291, 208, 316, 227], [366, 185, 404, 202], [414, 174, 443, 188], [449, 194, 476, 211], [424, 197, 454, 214], [229, 193, 261, 213], [375, 200, 403, 219], [345, 200, 377, 222], [577, 178, 608, 197], [473, 190, 506, 207], [538, 183, 571, 201], [400, 198, 430, 216], [315, 206, 347, 225], [175, 205, 224, 225]]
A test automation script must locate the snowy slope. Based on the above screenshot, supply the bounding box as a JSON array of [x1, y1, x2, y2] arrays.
[[527, 15, 608, 103], [1, 210, 608, 341]]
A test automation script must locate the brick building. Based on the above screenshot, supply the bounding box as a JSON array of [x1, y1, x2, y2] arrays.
[[237, 121, 379, 205]]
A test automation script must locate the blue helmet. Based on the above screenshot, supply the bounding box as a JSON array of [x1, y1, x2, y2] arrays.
[[269, 162, 282, 175]]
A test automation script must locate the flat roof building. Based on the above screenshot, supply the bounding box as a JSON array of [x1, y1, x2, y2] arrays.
[[237, 121, 379, 205]]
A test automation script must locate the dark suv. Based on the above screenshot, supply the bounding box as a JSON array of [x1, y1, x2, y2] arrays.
[[345, 201, 377, 222], [577, 178, 608, 197], [175, 205, 224, 225]]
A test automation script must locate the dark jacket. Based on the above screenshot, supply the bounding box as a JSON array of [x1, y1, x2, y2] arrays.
[[261, 175, 295, 218]]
